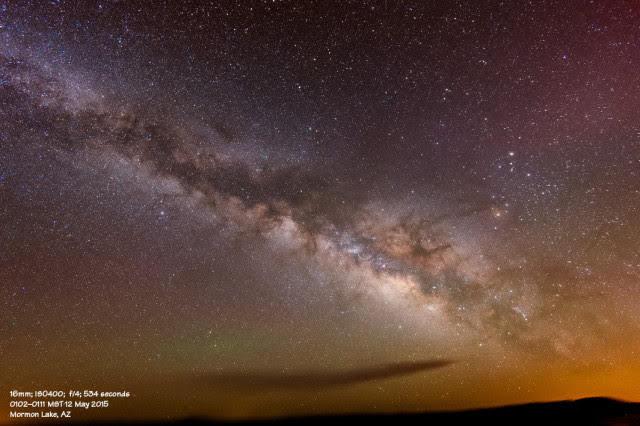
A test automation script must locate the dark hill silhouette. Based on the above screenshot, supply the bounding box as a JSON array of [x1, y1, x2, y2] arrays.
[[29, 397, 640, 426]]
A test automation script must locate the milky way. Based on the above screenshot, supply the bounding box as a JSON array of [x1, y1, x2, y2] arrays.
[[1, 1, 640, 421]]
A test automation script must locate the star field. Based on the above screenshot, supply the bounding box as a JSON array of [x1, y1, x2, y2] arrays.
[[1, 0, 640, 421]]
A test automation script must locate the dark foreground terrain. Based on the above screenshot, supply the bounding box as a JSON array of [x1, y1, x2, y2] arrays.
[[33, 398, 640, 426]]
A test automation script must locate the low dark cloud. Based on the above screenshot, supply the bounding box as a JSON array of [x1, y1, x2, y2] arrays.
[[196, 360, 454, 390]]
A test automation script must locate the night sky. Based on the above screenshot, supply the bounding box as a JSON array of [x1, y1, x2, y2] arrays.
[[1, 0, 640, 421]]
